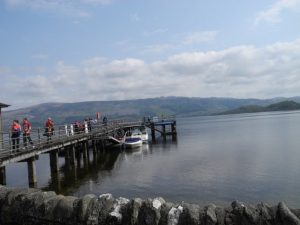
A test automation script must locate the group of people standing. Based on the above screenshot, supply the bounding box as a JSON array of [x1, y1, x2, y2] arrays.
[[10, 117, 54, 150], [10, 116, 103, 150]]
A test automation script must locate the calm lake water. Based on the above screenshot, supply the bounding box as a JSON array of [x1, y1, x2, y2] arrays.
[[5, 111, 300, 208]]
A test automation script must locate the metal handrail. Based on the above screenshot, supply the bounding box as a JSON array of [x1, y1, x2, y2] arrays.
[[142, 115, 176, 123], [0, 119, 134, 160]]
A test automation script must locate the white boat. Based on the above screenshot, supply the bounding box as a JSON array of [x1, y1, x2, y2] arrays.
[[127, 126, 148, 143], [107, 125, 148, 149], [123, 137, 143, 148]]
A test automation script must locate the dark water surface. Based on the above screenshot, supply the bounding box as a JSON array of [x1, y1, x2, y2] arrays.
[[6, 111, 300, 207]]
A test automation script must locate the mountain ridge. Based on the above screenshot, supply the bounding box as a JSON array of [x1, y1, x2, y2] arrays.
[[218, 100, 300, 115], [2, 96, 300, 128]]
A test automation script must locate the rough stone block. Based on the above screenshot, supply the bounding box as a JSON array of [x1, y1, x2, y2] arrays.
[[277, 202, 300, 225], [74, 194, 97, 223], [178, 202, 201, 225], [137, 198, 162, 225], [1, 186, 300, 225]]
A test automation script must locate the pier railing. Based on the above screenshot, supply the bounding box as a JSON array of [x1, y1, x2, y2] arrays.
[[143, 115, 176, 123], [0, 116, 176, 161], [0, 120, 130, 161]]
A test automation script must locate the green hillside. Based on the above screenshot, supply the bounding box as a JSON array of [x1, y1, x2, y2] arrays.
[[219, 100, 300, 115], [2, 97, 300, 129]]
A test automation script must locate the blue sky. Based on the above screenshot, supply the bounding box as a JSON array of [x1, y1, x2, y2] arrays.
[[1, 0, 300, 109]]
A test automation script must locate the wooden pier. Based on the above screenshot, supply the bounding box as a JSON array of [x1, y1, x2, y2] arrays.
[[0, 120, 144, 187], [0, 119, 177, 187], [144, 116, 177, 142], [0, 101, 177, 188]]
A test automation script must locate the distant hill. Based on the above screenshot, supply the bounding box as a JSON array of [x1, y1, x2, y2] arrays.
[[218, 100, 300, 115], [2, 96, 300, 129]]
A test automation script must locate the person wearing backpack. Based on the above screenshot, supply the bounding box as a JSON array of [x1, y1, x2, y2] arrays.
[[22, 118, 34, 148], [11, 120, 21, 151]]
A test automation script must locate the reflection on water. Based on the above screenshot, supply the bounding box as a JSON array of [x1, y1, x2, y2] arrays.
[[5, 111, 300, 208], [43, 149, 122, 195]]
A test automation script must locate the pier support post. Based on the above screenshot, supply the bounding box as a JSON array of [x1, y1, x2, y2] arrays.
[[92, 140, 96, 151], [100, 139, 105, 151], [49, 150, 59, 174], [49, 150, 61, 193], [64, 147, 71, 170], [76, 146, 82, 168], [0, 166, 6, 185], [151, 123, 156, 142], [162, 124, 166, 141], [70, 145, 76, 166], [86, 141, 90, 162], [83, 142, 88, 159], [172, 122, 177, 141], [27, 157, 37, 188], [92, 140, 97, 161], [82, 142, 89, 168]]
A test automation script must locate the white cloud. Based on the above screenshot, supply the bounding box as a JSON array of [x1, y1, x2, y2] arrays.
[[141, 44, 172, 54], [254, 0, 300, 25], [2, 39, 300, 108], [3, 0, 111, 17], [183, 31, 218, 45]]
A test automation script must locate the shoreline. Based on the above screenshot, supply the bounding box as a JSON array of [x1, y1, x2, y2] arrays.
[[1, 185, 300, 225]]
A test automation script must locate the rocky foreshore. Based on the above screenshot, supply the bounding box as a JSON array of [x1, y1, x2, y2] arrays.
[[0, 185, 300, 225]]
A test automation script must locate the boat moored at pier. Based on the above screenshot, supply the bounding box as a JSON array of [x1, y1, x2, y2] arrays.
[[127, 126, 148, 142], [123, 137, 143, 148]]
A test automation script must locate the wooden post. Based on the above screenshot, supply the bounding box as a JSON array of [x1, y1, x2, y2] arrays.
[[83, 142, 89, 167], [70, 145, 76, 166], [27, 157, 37, 188], [0, 167, 6, 185], [86, 141, 90, 162], [92, 140, 97, 161], [49, 151, 61, 193], [70, 165, 77, 186], [83, 142, 88, 159], [151, 123, 156, 142], [49, 150, 59, 174], [100, 139, 105, 151], [172, 121, 177, 141], [92, 140, 96, 151], [64, 147, 71, 169], [162, 124, 166, 141], [76, 146, 82, 168]]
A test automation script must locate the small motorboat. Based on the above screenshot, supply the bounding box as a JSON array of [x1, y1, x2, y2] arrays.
[[125, 126, 149, 143], [123, 137, 143, 148]]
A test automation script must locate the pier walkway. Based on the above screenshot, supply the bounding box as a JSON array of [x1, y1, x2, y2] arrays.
[[0, 115, 177, 187], [0, 120, 143, 186]]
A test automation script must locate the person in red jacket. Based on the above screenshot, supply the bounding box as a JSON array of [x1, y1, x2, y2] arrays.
[[22, 118, 34, 148], [44, 117, 54, 143], [11, 120, 21, 150]]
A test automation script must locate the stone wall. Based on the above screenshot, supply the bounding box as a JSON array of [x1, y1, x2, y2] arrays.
[[0, 185, 300, 225]]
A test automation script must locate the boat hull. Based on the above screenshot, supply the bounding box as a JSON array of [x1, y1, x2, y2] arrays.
[[124, 137, 143, 148]]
